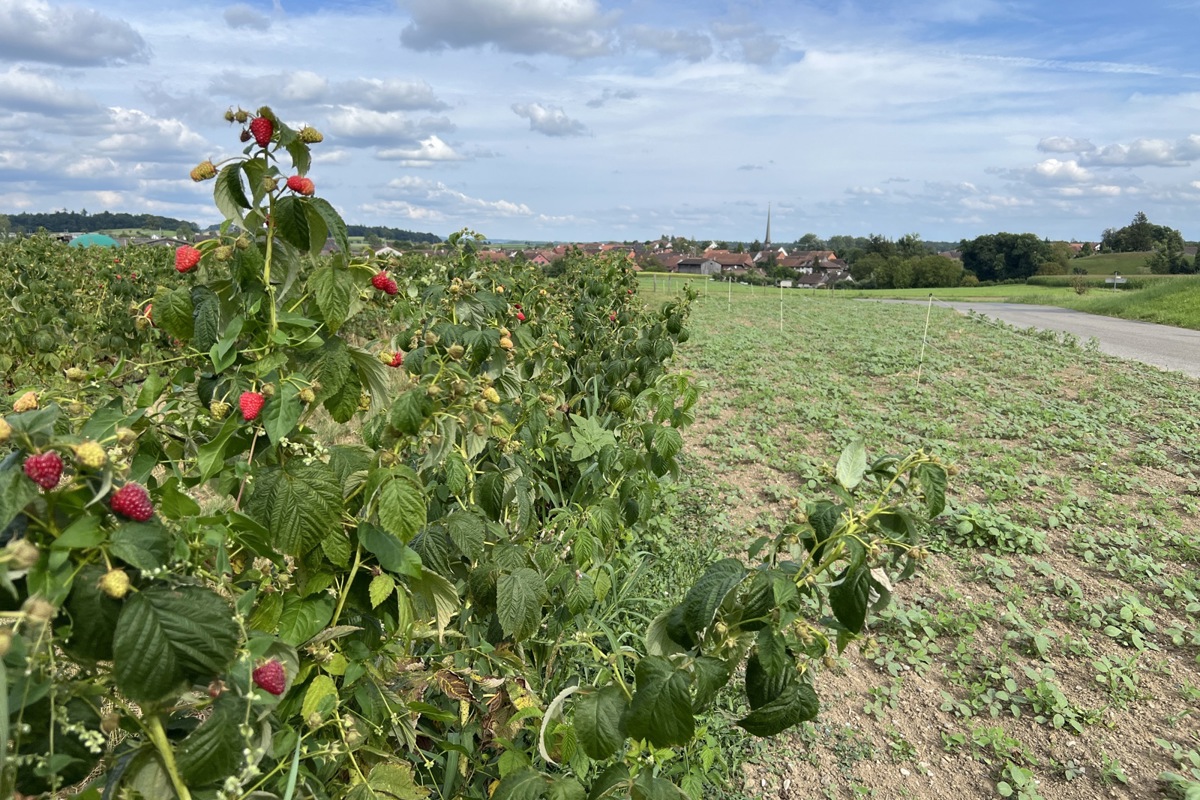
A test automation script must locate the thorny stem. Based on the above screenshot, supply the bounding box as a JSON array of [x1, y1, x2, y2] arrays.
[[146, 714, 193, 800]]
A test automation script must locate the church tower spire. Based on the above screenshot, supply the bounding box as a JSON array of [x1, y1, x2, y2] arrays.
[[764, 203, 772, 249]]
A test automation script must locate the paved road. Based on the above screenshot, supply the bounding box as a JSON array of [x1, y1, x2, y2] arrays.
[[882, 300, 1200, 379]]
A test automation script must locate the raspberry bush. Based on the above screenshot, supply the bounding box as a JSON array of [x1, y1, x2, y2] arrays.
[[0, 105, 948, 799]]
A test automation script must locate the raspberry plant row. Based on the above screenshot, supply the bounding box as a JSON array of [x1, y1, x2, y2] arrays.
[[0, 105, 947, 799]]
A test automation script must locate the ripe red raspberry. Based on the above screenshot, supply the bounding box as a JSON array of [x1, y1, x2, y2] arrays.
[[383, 351, 403, 368], [23, 452, 64, 490], [110, 483, 154, 521], [252, 659, 287, 695], [239, 391, 265, 421], [249, 116, 274, 147], [371, 271, 391, 291], [286, 176, 314, 196], [175, 245, 201, 273], [515, 310, 526, 322]]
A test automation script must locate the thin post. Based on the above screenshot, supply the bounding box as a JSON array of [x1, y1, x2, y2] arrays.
[[779, 283, 784, 333], [727, 276, 732, 312], [916, 293, 934, 385]]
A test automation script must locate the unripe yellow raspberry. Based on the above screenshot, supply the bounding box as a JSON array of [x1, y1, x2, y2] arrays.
[[482, 387, 500, 404], [99, 568, 132, 599], [0, 417, 10, 444], [358, 393, 371, 411], [115, 427, 137, 445], [299, 388, 315, 403], [210, 400, 231, 420], [215, 245, 234, 262], [65, 367, 86, 382], [499, 336, 514, 350], [13, 391, 38, 412], [260, 383, 276, 398], [298, 126, 324, 143], [448, 344, 465, 360], [190, 160, 217, 181], [72, 441, 107, 470]]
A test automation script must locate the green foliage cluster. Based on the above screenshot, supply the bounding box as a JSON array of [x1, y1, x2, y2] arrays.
[[0, 235, 175, 390], [0, 106, 947, 800]]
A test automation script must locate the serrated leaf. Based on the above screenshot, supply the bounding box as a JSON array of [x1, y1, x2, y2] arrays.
[[112, 586, 239, 704], [378, 467, 426, 544], [390, 389, 430, 437], [915, 462, 948, 517], [277, 593, 335, 645], [493, 769, 549, 800], [625, 655, 694, 748], [308, 197, 349, 257], [497, 568, 545, 642], [366, 762, 430, 799], [197, 415, 240, 482], [359, 523, 422, 576], [192, 286, 221, 352], [370, 573, 396, 608], [307, 335, 353, 403], [680, 558, 746, 637], [303, 197, 328, 255], [301, 674, 339, 722], [214, 162, 250, 223], [574, 685, 626, 759], [548, 778, 586, 800], [110, 521, 170, 571], [691, 656, 734, 712], [262, 382, 302, 446], [155, 287, 194, 341], [829, 563, 870, 634], [835, 439, 867, 491], [61, 564, 122, 663], [736, 682, 819, 737], [745, 648, 793, 710], [310, 265, 354, 333], [445, 510, 485, 561], [274, 195, 311, 251], [588, 764, 630, 800], [247, 462, 343, 555], [176, 697, 244, 786], [633, 771, 687, 800], [248, 591, 283, 632], [409, 567, 459, 638]]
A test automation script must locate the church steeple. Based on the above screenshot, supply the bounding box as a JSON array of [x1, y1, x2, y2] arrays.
[[764, 203, 772, 249]]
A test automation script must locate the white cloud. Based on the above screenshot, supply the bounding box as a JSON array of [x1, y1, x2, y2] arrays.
[[624, 26, 712, 62], [398, 0, 615, 58], [586, 88, 638, 109], [511, 103, 587, 136], [377, 135, 468, 165], [326, 107, 454, 144], [94, 108, 207, 158], [1038, 136, 1095, 154], [210, 71, 330, 104], [224, 4, 271, 30], [335, 79, 449, 112], [0, 0, 149, 66], [1029, 158, 1093, 184], [847, 186, 884, 195], [0, 66, 95, 114], [383, 175, 534, 217], [1081, 137, 1200, 167]]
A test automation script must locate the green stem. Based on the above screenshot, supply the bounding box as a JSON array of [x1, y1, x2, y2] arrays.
[[331, 544, 363, 627], [146, 713, 192, 800], [264, 195, 278, 339]]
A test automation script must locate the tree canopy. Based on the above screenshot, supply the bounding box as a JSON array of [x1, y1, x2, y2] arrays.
[[1101, 211, 1183, 253], [958, 233, 1049, 282]]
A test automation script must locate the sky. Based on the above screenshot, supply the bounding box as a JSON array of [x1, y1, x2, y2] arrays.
[[1, 0, 1199, 244]]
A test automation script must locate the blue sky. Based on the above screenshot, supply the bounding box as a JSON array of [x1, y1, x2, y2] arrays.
[[1, 0, 1198, 244]]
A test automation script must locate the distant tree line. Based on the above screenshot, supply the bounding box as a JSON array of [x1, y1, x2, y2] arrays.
[[346, 225, 441, 244], [2, 210, 199, 234]]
